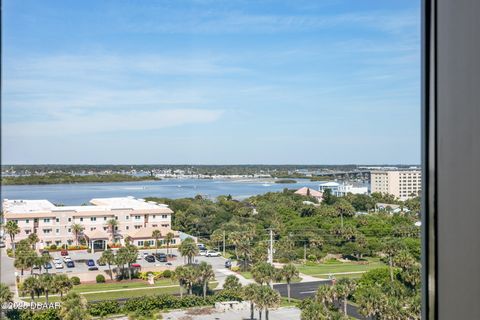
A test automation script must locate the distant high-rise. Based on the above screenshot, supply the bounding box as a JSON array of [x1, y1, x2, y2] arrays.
[[370, 169, 421, 200]]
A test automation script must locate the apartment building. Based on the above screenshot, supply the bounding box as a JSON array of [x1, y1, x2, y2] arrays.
[[2, 196, 180, 250], [370, 169, 422, 200]]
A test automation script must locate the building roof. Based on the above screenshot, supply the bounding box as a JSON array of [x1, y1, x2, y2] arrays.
[[2, 196, 173, 218], [127, 227, 179, 239], [84, 229, 109, 239], [319, 181, 340, 187], [294, 187, 323, 198]]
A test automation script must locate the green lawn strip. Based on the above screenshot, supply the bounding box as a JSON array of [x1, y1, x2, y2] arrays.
[[280, 297, 301, 307], [72, 279, 177, 293], [21, 281, 218, 303], [297, 259, 385, 277], [238, 272, 301, 284]]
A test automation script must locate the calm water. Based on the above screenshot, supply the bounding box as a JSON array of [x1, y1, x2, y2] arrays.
[[1, 179, 323, 205]]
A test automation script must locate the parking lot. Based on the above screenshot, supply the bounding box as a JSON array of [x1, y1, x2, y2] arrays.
[[27, 248, 230, 284]]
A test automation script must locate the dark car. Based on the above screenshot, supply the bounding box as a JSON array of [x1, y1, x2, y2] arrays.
[[145, 255, 155, 263], [97, 259, 106, 266], [154, 253, 168, 262], [41, 250, 50, 256], [44, 262, 53, 269], [66, 261, 75, 268], [225, 260, 232, 269], [86, 259, 98, 270]]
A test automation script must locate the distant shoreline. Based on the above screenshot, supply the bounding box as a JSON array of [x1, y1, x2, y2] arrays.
[[1, 174, 161, 186]]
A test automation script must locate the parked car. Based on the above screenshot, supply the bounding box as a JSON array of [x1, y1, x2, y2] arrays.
[[97, 259, 106, 266], [86, 259, 98, 270], [154, 253, 168, 262], [53, 258, 62, 264], [66, 261, 75, 268], [54, 262, 63, 269], [165, 262, 172, 266], [63, 256, 72, 263], [44, 262, 53, 269], [145, 255, 155, 263], [197, 243, 207, 251], [0, 242, 6, 248], [41, 250, 50, 256], [225, 260, 232, 269], [131, 263, 141, 268], [199, 250, 207, 256], [206, 250, 221, 257], [60, 249, 68, 256]]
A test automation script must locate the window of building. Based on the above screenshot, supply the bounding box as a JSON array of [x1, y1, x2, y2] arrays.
[[25, 229, 31, 234], [44, 218, 50, 223], [43, 229, 52, 233], [68, 217, 72, 222], [138, 241, 144, 246], [80, 218, 83, 222], [56, 218, 60, 222], [90, 217, 96, 221], [135, 215, 141, 220], [56, 228, 60, 234], [25, 219, 30, 224]]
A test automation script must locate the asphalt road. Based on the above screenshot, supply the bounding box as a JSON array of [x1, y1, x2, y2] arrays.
[[273, 281, 369, 320]]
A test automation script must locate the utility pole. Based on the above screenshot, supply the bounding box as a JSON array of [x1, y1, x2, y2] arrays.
[[304, 243, 307, 261], [223, 230, 226, 256], [268, 229, 274, 264]]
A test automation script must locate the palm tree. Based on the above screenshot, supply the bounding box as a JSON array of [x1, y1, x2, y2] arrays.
[[4, 221, 20, 252], [280, 264, 299, 302], [165, 232, 174, 256], [197, 261, 215, 299], [174, 266, 188, 298], [70, 223, 84, 246], [251, 262, 276, 286], [99, 249, 116, 280], [0, 283, 14, 305], [152, 229, 162, 255], [124, 235, 133, 246], [334, 278, 356, 316], [262, 286, 281, 320], [252, 285, 281, 320], [59, 292, 91, 320], [179, 238, 198, 264], [20, 276, 39, 301], [223, 275, 242, 292], [124, 244, 138, 280], [54, 274, 73, 298], [242, 283, 260, 320], [315, 285, 335, 308], [28, 233, 40, 251], [383, 239, 402, 283], [39, 274, 54, 304], [106, 219, 118, 242], [183, 265, 198, 295]]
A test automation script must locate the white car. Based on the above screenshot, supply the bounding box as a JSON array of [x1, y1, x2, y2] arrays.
[[53, 258, 63, 264], [63, 256, 72, 263], [199, 250, 207, 256], [206, 250, 221, 257], [54, 262, 63, 269]]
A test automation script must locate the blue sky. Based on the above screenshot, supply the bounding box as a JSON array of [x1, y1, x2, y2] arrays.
[[2, 0, 420, 165]]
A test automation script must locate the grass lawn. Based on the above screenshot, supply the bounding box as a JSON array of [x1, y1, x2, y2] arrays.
[[21, 281, 218, 303], [239, 271, 301, 283], [280, 297, 301, 307], [297, 258, 386, 278], [71, 278, 177, 293]]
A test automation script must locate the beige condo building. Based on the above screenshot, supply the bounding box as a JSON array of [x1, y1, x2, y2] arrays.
[[370, 169, 422, 200], [2, 196, 181, 251]]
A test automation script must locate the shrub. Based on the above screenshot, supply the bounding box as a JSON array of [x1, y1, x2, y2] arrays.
[[162, 270, 172, 278], [49, 244, 57, 250], [6, 249, 14, 258], [231, 266, 240, 272], [70, 276, 81, 285], [96, 274, 106, 283], [307, 254, 317, 262], [88, 300, 121, 317], [305, 261, 317, 267]]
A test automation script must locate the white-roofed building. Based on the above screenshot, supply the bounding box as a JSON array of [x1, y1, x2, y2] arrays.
[[2, 197, 180, 251]]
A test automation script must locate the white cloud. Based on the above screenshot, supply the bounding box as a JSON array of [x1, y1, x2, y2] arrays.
[[3, 108, 224, 137]]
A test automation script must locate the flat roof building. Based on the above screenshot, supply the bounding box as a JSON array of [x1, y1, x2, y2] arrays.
[[2, 196, 180, 251], [370, 169, 421, 200]]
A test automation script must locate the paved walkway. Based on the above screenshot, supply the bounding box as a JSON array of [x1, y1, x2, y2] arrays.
[[215, 268, 254, 289], [162, 306, 300, 320]]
